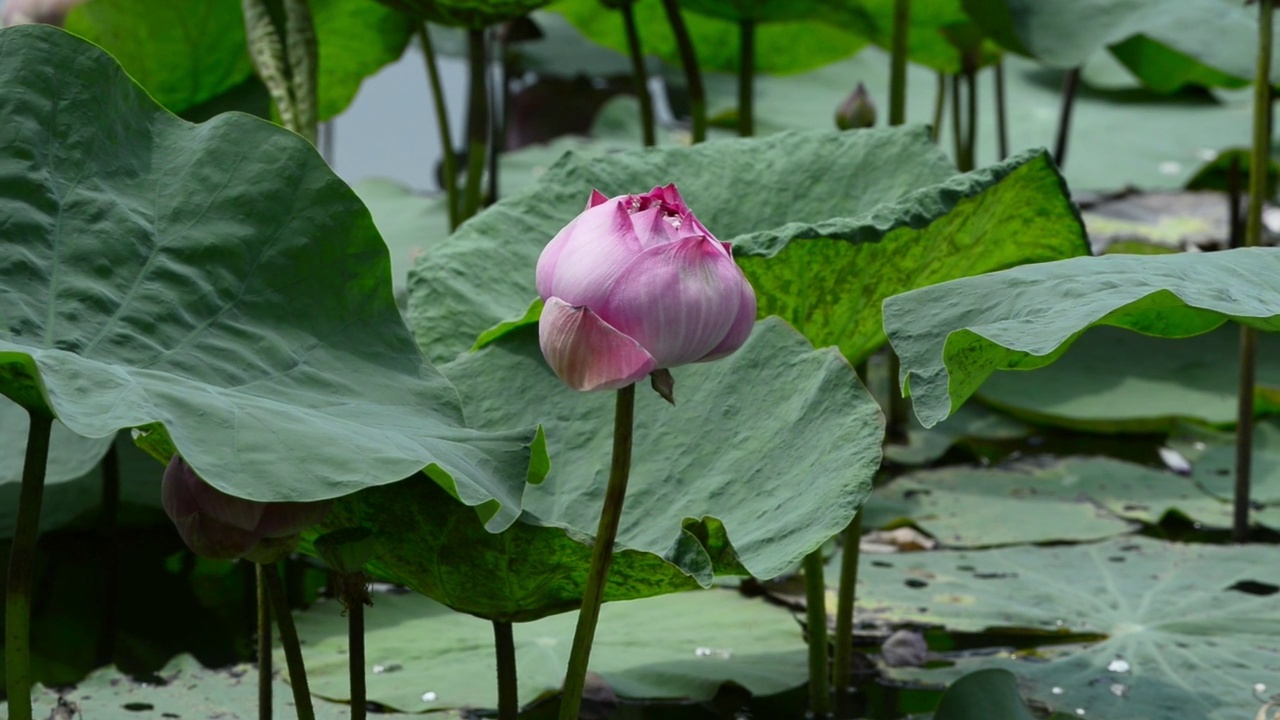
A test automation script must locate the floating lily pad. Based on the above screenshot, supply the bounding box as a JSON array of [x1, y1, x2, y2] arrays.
[[290, 589, 807, 712], [21, 654, 361, 720], [885, 248, 1280, 429], [326, 318, 883, 620], [1168, 419, 1280, 528], [0, 26, 543, 530], [860, 537, 1280, 720]]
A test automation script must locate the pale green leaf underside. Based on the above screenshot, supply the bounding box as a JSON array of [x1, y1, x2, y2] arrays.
[[326, 318, 883, 621], [0, 26, 541, 530], [861, 537, 1280, 720], [292, 589, 808, 711], [885, 248, 1280, 429]]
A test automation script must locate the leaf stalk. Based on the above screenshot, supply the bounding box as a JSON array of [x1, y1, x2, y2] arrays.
[[5, 410, 52, 720]]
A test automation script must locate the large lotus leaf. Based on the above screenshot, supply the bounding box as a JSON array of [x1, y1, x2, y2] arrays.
[[407, 127, 1086, 367], [65, 0, 413, 118], [24, 654, 363, 720], [376, 0, 552, 27], [0, 26, 543, 530], [974, 326, 1280, 432], [351, 179, 451, 299], [291, 589, 808, 711], [859, 537, 1280, 720], [337, 319, 882, 620], [546, 0, 869, 74], [885, 248, 1280, 429], [962, 0, 1275, 91], [1, 398, 165, 536], [864, 459, 1140, 546]]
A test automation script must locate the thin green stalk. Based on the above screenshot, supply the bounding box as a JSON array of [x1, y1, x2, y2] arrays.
[[283, 0, 318, 144], [488, 27, 504, 206], [738, 19, 755, 137], [258, 563, 273, 720], [1053, 67, 1081, 169], [620, 1, 656, 146], [263, 563, 316, 720], [349, 587, 366, 720], [993, 59, 1008, 160], [558, 385, 637, 720], [963, 66, 977, 171], [803, 549, 830, 718], [832, 511, 863, 720], [460, 28, 489, 224], [494, 620, 518, 720], [417, 23, 459, 231], [930, 70, 945, 142], [659, 0, 706, 143], [950, 73, 965, 170], [1236, 0, 1273, 542], [95, 442, 121, 668], [6, 411, 52, 720], [888, 0, 909, 126]]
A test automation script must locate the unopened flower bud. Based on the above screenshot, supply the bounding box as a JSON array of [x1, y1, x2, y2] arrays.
[[835, 82, 876, 130], [161, 455, 331, 563]]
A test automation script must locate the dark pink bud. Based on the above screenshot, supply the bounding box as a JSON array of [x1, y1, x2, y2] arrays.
[[835, 82, 876, 130], [161, 455, 331, 562]]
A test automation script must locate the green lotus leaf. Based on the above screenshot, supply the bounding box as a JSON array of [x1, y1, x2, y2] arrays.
[[885, 248, 1280, 429], [325, 318, 883, 620], [291, 589, 808, 711], [406, 127, 1086, 369], [933, 669, 1036, 720], [65, 0, 413, 118], [375, 0, 553, 28], [0, 25, 543, 530], [546, 0, 869, 74], [861, 537, 1280, 720]]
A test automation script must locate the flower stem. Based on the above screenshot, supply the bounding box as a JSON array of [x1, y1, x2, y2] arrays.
[[1053, 67, 1081, 169], [963, 65, 977, 171], [417, 22, 460, 230], [888, 0, 909, 126], [558, 384, 636, 720], [263, 562, 316, 720], [832, 511, 862, 720], [949, 73, 965, 170], [258, 563, 274, 720], [620, 1, 656, 147], [6, 410, 52, 720], [494, 620, 519, 720], [803, 548, 830, 718], [460, 27, 489, 224], [349, 586, 366, 720], [930, 70, 945, 142], [993, 59, 1008, 160], [1236, 0, 1273, 543], [660, 0, 706, 143], [738, 18, 755, 137]]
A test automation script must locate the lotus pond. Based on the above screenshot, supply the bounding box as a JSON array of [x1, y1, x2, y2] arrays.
[[2, 0, 1280, 719]]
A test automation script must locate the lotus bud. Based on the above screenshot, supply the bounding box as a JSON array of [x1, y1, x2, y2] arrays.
[[535, 184, 757, 400], [835, 82, 876, 130], [161, 455, 331, 564], [1, 0, 84, 27]]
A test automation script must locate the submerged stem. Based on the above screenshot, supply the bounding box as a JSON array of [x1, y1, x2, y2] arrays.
[[494, 620, 519, 720], [832, 512, 863, 720], [803, 549, 830, 718], [6, 411, 52, 720], [558, 385, 636, 720], [738, 19, 755, 137], [660, 0, 706, 143], [417, 23, 460, 230], [620, 1, 656, 147], [460, 27, 489, 224], [258, 563, 273, 720], [1053, 67, 1081, 169], [1236, 0, 1273, 542], [263, 563, 316, 720]]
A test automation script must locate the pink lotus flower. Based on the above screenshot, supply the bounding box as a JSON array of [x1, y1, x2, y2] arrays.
[[536, 184, 756, 393], [161, 455, 331, 563]]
